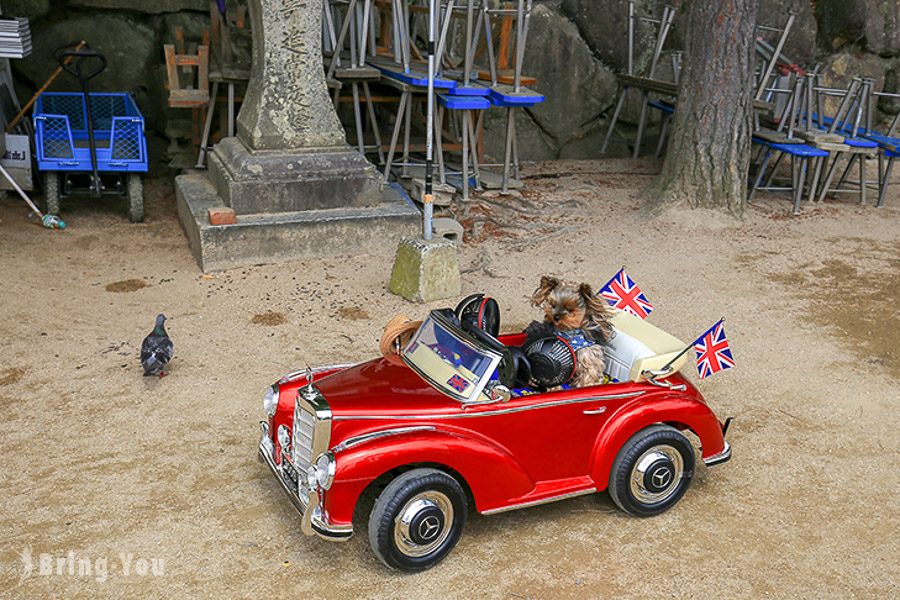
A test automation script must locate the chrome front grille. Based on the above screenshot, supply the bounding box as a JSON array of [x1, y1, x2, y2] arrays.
[[293, 398, 316, 502]]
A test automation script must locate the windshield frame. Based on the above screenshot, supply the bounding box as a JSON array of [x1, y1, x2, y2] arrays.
[[400, 310, 503, 403]]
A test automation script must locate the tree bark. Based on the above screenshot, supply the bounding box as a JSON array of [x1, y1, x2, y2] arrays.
[[646, 0, 759, 216]]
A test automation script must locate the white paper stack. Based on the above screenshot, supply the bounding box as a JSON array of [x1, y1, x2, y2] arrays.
[[0, 18, 32, 59]]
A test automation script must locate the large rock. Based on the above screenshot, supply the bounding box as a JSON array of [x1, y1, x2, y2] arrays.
[[818, 51, 888, 114], [816, 0, 900, 56], [481, 3, 617, 161], [561, 0, 659, 74], [524, 4, 617, 148], [758, 0, 818, 66], [880, 63, 900, 115], [1, 0, 51, 19], [68, 0, 207, 13]]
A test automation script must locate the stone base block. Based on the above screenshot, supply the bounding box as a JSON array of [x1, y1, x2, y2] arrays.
[[176, 173, 420, 272], [208, 137, 384, 214], [388, 237, 461, 303]]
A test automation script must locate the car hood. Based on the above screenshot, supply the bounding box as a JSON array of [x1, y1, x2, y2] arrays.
[[311, 355, 460, 418]]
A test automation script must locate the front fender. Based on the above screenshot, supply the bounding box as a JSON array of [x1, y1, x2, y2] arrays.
[[322, 428, 535, 525], [589, 394, 726, 491]]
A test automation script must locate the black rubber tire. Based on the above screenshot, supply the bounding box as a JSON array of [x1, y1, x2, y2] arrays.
[[608, 425, 695, 517], [44, 172, 60, 215], [127, 173, 143, 222], [368, 468, 467, 572]]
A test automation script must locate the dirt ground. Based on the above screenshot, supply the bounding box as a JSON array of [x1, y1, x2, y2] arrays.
[[1, 160, 898, 599]]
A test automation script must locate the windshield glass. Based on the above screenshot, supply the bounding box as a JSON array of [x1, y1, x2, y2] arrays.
[[401, 314, 501, 402]]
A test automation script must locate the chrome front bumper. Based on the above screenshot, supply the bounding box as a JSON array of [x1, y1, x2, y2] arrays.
[[257, 422, 353, 542], [703, 441, 732, 467]]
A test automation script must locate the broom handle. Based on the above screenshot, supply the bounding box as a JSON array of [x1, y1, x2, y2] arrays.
[[5, 40, 87, 133]]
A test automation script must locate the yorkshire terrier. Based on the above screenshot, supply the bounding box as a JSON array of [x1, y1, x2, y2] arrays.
[[524, 276, 614, 388]]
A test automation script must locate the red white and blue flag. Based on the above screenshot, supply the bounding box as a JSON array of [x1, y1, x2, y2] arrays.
[[693, 320, 735, 379], [598, 268, 654, 319], [447, 374, 470, 393]]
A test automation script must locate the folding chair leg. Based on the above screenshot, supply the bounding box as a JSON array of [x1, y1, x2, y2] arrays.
[[195, 81, 219, 169], [466, 111, 482, 189], [435, 106, 446, 184], [501, 107, 514, 194], [351, 82, 365, 155], [876, 155, 894, 208], [859, 154, 867, 204], [817, 155, 841, 203], [511, 110, 520, 180], [461, 110, 470, 201], [655, 115, 669, 159], [632, 92, 650, 159], [363, 81, 384, 164], [383, 91, 408, 182], [808, 155, 825, 203], [764, 152, 786, 188], [600, 87, 628, 154], [402, 90, 412, 178], [793, 158, 807, 215], [836, 154, 855, 190], [748, 150, 772, 204]]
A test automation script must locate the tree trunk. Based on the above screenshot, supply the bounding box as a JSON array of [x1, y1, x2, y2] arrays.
[[646, 0, 759, 216]]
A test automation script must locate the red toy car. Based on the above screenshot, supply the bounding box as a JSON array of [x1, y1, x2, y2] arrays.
[[258, 305, 732, 571]]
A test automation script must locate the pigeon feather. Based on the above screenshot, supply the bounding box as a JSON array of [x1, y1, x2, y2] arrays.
[[141, 314, 173, 376]]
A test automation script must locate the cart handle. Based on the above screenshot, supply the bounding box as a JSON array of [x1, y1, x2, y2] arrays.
[[53, 46, 107, 82]]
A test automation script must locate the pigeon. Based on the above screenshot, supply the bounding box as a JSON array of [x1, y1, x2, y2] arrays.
[[141, 314, 173, 377]]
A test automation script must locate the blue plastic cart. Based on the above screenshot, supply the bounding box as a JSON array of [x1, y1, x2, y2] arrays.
[[33, 47, 148, 221]]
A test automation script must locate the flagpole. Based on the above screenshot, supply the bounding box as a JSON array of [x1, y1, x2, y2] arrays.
[[658, 317, 725, 374], [423, 0, 436, 241]]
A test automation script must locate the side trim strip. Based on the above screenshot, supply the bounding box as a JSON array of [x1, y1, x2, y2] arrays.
[[481, 489, 595, 515], [332, 391, 644, 421], [330, 426, 436, 453]]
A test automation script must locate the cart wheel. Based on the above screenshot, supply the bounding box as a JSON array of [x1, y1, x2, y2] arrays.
[[44, 172, 60, 216], [127, 174, 143, 223]]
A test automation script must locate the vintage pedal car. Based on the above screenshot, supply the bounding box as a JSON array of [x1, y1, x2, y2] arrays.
[[258, 302, 732, 571]]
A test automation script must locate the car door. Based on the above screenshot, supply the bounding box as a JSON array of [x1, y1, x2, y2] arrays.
[[461, 383, 630, 485]]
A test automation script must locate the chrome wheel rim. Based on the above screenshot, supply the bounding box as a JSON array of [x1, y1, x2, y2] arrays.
[[393, 491, 454, 558], [629, 444, 684, 505]]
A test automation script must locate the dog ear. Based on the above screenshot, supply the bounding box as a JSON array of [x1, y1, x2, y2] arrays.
[[579, 283, 614, 342], [531, 276, 559, 306]]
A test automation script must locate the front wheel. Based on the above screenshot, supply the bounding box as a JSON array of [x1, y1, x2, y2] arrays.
[[43, 172, 61, 215], [127, 173, 143, 222], [608, 425, 695, 517], [368, 468, 467, 572]]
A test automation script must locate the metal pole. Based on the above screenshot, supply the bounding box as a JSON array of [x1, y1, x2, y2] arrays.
[[424, 0, 436, 241], [627, 0, 634, 76]]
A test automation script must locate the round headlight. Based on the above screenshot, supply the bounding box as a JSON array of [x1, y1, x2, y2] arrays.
[[263, 385, 279, 417], [277, 425, 291, 451], [313, 452, 336, 490]]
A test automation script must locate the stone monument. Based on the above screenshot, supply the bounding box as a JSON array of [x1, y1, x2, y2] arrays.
[[176, 0, 418, 272]]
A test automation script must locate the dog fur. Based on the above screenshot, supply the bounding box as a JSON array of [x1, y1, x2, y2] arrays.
[[526, 276, 614, 388]]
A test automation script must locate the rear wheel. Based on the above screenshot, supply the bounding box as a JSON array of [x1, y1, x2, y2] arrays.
[[127, 174, 143, 222], [608, 425, 695, 517], [368, 468, 467, 572], [43, 172, 60, 215]]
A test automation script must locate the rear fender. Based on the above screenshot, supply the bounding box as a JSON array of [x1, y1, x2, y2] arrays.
[[589, 395, 726, 491], [323, 428, 534, 525]]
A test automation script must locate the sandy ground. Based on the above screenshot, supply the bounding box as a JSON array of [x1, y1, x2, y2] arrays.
[[0, 160, 898, 599]]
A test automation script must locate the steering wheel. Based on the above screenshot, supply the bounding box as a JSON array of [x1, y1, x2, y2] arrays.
[[461, 321, 530, 389]]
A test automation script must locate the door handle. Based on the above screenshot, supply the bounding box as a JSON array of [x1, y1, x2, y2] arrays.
[[583, 407, 607, 415]]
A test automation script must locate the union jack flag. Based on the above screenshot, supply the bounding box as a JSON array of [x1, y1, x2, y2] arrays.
[[447, 374, 470, 392], [693, 320, 735, 379], [598, 268, 654, 319]]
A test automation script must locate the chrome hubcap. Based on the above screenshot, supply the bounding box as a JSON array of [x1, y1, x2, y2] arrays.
[[394, 491, 454, 557], [629, 444, 684, 504]]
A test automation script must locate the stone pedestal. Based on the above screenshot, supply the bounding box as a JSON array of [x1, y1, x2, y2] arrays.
[[389, 238, 461, 303], [176, 0, 417, 271]]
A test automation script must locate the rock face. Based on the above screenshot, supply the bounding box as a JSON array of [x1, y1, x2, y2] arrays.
[[3, 0, 898, 170], [816, 0, 900, 56], [484, 2, 617, 161], [68, 0, 207, 13]]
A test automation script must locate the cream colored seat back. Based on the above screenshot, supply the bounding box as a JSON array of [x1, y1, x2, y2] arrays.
[[604, 309, 688, 382]]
